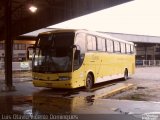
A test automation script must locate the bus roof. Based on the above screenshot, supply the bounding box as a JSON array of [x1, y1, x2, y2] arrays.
[[39, 29, 134, 45]]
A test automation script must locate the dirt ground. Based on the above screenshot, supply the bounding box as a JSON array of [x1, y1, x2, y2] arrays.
[[110, 67, 160, 102]]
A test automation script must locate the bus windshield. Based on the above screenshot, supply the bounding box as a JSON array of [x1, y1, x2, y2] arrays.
[[32, 32, 75, 73]]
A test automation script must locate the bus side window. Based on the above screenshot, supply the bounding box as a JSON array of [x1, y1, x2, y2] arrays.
[[120, 42, 126, 54], [97, 37, 106, 52], [130, 45, 134, 54], [87, 35, 96, 51], [114, 41, 120, 53], [75, 33, 86, 65], [126, 44, 131, 54], [75, 33, 86, 54], [106, 39, 113, 53]]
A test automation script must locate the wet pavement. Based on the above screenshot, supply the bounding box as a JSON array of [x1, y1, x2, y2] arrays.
[[1, 67, 160, 120], [0, 80, 138, 120], [110, 67, 160, 102], [1, 87, 160, 120], [0, 88, 140, 120]]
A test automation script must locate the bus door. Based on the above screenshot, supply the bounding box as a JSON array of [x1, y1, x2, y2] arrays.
[[73, 33, 86, 87]]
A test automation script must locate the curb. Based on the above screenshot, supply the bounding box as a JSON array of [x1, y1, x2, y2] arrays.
[[93, 83, 134, 99], [69, 83, 135, 100]]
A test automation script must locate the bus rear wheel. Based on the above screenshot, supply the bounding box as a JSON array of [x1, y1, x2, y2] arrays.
[[124, 69, 128, 80], [85, 74, 94, 91]]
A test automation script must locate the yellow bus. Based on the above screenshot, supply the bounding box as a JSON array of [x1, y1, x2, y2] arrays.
[[32, 29, 135, 90]]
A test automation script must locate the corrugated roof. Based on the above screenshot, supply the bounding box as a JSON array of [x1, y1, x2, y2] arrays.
[[17, 28, 55, 40], [105, 32, 160, 44], [18, 27, 160, 44]]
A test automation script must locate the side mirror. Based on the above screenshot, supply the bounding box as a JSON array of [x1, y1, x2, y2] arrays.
[[70, 45, 77, 50], [27, 46, 36, 60]]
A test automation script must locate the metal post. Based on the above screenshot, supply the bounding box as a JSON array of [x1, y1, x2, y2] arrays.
[[2, 0, 15, 91], [143, 60, 145, 66], [145, 46, 147, 60]]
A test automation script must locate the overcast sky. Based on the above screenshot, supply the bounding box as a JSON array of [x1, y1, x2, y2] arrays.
[[48, 0, 160, 37]]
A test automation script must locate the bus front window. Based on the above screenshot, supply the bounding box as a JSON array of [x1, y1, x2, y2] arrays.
[[33, 32, 74, 73]]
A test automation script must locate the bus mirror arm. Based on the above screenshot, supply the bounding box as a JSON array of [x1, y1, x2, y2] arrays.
[[71, 45, 77, 50], [27, 46, 36, 50], [26, 46, 36, 60]]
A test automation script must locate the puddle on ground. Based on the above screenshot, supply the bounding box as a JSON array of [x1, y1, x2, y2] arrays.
[[118, 93, 148, 101], [32, 90, 95, 114], [136, 86, 148, 90], [0, 89, 95, 115], [109, 85, 151, 101], [0, 96, 32, 114], [0, 80, 126, 115]]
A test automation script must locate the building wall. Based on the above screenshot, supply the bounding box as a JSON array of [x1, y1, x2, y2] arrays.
[[136, 44, 160, 60], [0, 43, 34, 62]]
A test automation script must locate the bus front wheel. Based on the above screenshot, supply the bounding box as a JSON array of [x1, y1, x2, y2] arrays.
[[85, 74, 94, 91]]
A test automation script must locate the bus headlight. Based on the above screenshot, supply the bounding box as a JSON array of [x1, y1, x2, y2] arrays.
[[59, 76, 70, 80]]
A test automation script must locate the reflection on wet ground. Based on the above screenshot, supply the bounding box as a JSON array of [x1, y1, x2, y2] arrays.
[[33, 90, 94, 114], [0, 79, 123, 115], [0, 96, 32, 114], [0, 91, 95, 115]]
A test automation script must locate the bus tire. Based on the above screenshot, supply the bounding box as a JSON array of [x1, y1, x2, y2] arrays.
[[85, 73, 94, 91], [124, 69, 128, 80]]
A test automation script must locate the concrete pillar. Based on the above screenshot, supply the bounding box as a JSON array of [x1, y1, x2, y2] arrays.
[[2, 0, 15, 91]]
